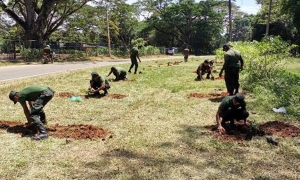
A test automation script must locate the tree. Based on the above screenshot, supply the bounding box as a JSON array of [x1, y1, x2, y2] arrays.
[[139, 0, 224, 54], [57, 5, 104, 43], [253, 0, 297, 42], [0, 0, 92, 47], [281, 0, 300, 30]]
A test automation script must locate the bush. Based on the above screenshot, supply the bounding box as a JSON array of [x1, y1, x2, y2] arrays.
[[138, 46, 161, 56], [20, 48, 43, 62], [240, 36, 300, 116]]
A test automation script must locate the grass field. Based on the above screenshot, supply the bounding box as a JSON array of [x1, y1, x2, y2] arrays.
[[0, 57, 299, 180]]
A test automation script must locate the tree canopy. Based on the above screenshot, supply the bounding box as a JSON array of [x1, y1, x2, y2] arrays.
[[0, 0, 299, 54]]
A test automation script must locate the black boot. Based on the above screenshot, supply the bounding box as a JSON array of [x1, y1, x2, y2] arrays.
[[32, 124, 48, 140], [40, 112, 47, 125]]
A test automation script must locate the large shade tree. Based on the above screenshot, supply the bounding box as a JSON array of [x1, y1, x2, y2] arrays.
[[0, 0, 93, 47]]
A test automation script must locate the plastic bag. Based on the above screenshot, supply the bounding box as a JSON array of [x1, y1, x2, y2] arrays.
[[272, 107, 286, 114], [70, 96, 82, 102]]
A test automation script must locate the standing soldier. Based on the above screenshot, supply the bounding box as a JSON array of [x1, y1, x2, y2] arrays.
[[8, 85, 55, 140], [106, 66, 127, 81], [219, 44, 244, 95], [183, 46, 189, 62], [88, 72, 110, 96], [128, 46, 142, 74]]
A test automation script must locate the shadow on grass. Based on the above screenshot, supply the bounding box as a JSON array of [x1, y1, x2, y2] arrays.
[[208, 97, 224, 103], [85, 94, 107, 99], [82, 147, 195, 179], [6, 125, 36, 137]]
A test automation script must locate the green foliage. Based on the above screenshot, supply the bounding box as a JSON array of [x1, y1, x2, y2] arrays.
[[239, 36, 300, 116], [281, 0, 300, 30], [138, 46, 160, 56], [59, 49, 85, 59], [20, 48, 43, 62], [112, 48, 129, 58], [131, 38, 145, 47], [90, 47, 108, 56]]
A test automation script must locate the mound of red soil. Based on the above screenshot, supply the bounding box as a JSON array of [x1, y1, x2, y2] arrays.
[[105, 94, 126, 99], [188, 92, 229, 99], [259, 121, 300, 137], [0, 120, 112, 141], [206, 120, 300, 143]]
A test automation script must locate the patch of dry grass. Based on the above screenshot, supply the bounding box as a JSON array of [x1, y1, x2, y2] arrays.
[[0, 57, 299, 180]]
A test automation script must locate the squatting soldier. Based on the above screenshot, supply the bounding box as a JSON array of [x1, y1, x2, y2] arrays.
[[216, 93, 249, 134], [128, 46, 142, 74], [219, 44, 244, 95], [43, 45, 53, 61], [106, 67, 127, 81], [9, 85, 55, 140], [88, 71, 110, 96], [195, 59, 214, 80]]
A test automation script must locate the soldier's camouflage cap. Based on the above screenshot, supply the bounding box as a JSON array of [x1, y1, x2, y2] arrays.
[[9, 90, 17, 104], [91, 71, 99, 76], [235, 93, 245, 103]]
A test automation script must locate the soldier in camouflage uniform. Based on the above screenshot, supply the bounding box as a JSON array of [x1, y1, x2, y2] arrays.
[[128, 46, 142, 74], [88, 72, 110, 96], [219, 44, 244, 95], [215, 93, 249, 134], [106, 66, 127, 81], [195, 59, 214, 80], [9, 85, 55, 140]]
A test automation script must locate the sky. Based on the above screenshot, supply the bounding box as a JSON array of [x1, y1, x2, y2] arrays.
[[126, 0, 261, 15]]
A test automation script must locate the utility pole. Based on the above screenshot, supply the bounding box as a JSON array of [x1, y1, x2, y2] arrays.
[[266, 0, 272, 37], [106, 1, 111, 57]]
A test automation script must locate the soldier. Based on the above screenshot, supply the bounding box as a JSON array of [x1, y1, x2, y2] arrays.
[[183, 46, 189, 62], [195, 59, 214, 80], [106, 67, 127, 81], [88, 72, 110, 96], [128, 46, 142, 74], [43, 45, 53, 62], [215, 93, 249, 134], [8, 85, 55, 140], [219, 44, 244, 95]]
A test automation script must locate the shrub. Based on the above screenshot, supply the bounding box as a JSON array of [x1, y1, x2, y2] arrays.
[[20, 48, 43, 62]]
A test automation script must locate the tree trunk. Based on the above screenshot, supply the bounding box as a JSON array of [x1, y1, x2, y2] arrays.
[[266, 0, 272, 37], [228, 0, 232, 42], [106, 4, 111, 57]]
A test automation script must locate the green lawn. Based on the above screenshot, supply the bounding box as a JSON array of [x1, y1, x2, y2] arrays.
[[0, 57, 299, 180]]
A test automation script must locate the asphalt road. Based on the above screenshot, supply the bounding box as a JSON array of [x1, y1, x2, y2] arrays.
[[0, 56, 191, 82]]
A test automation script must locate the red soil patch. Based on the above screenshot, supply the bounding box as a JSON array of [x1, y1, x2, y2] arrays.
[[173, 61, 183, 65], [188, 92, 229, 99], [259, 121, 300, 137], [105, 93, 126, 99], [0, 120, 113, 141], [205, 120, 300, 143], [57, 92, 75, 98]]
